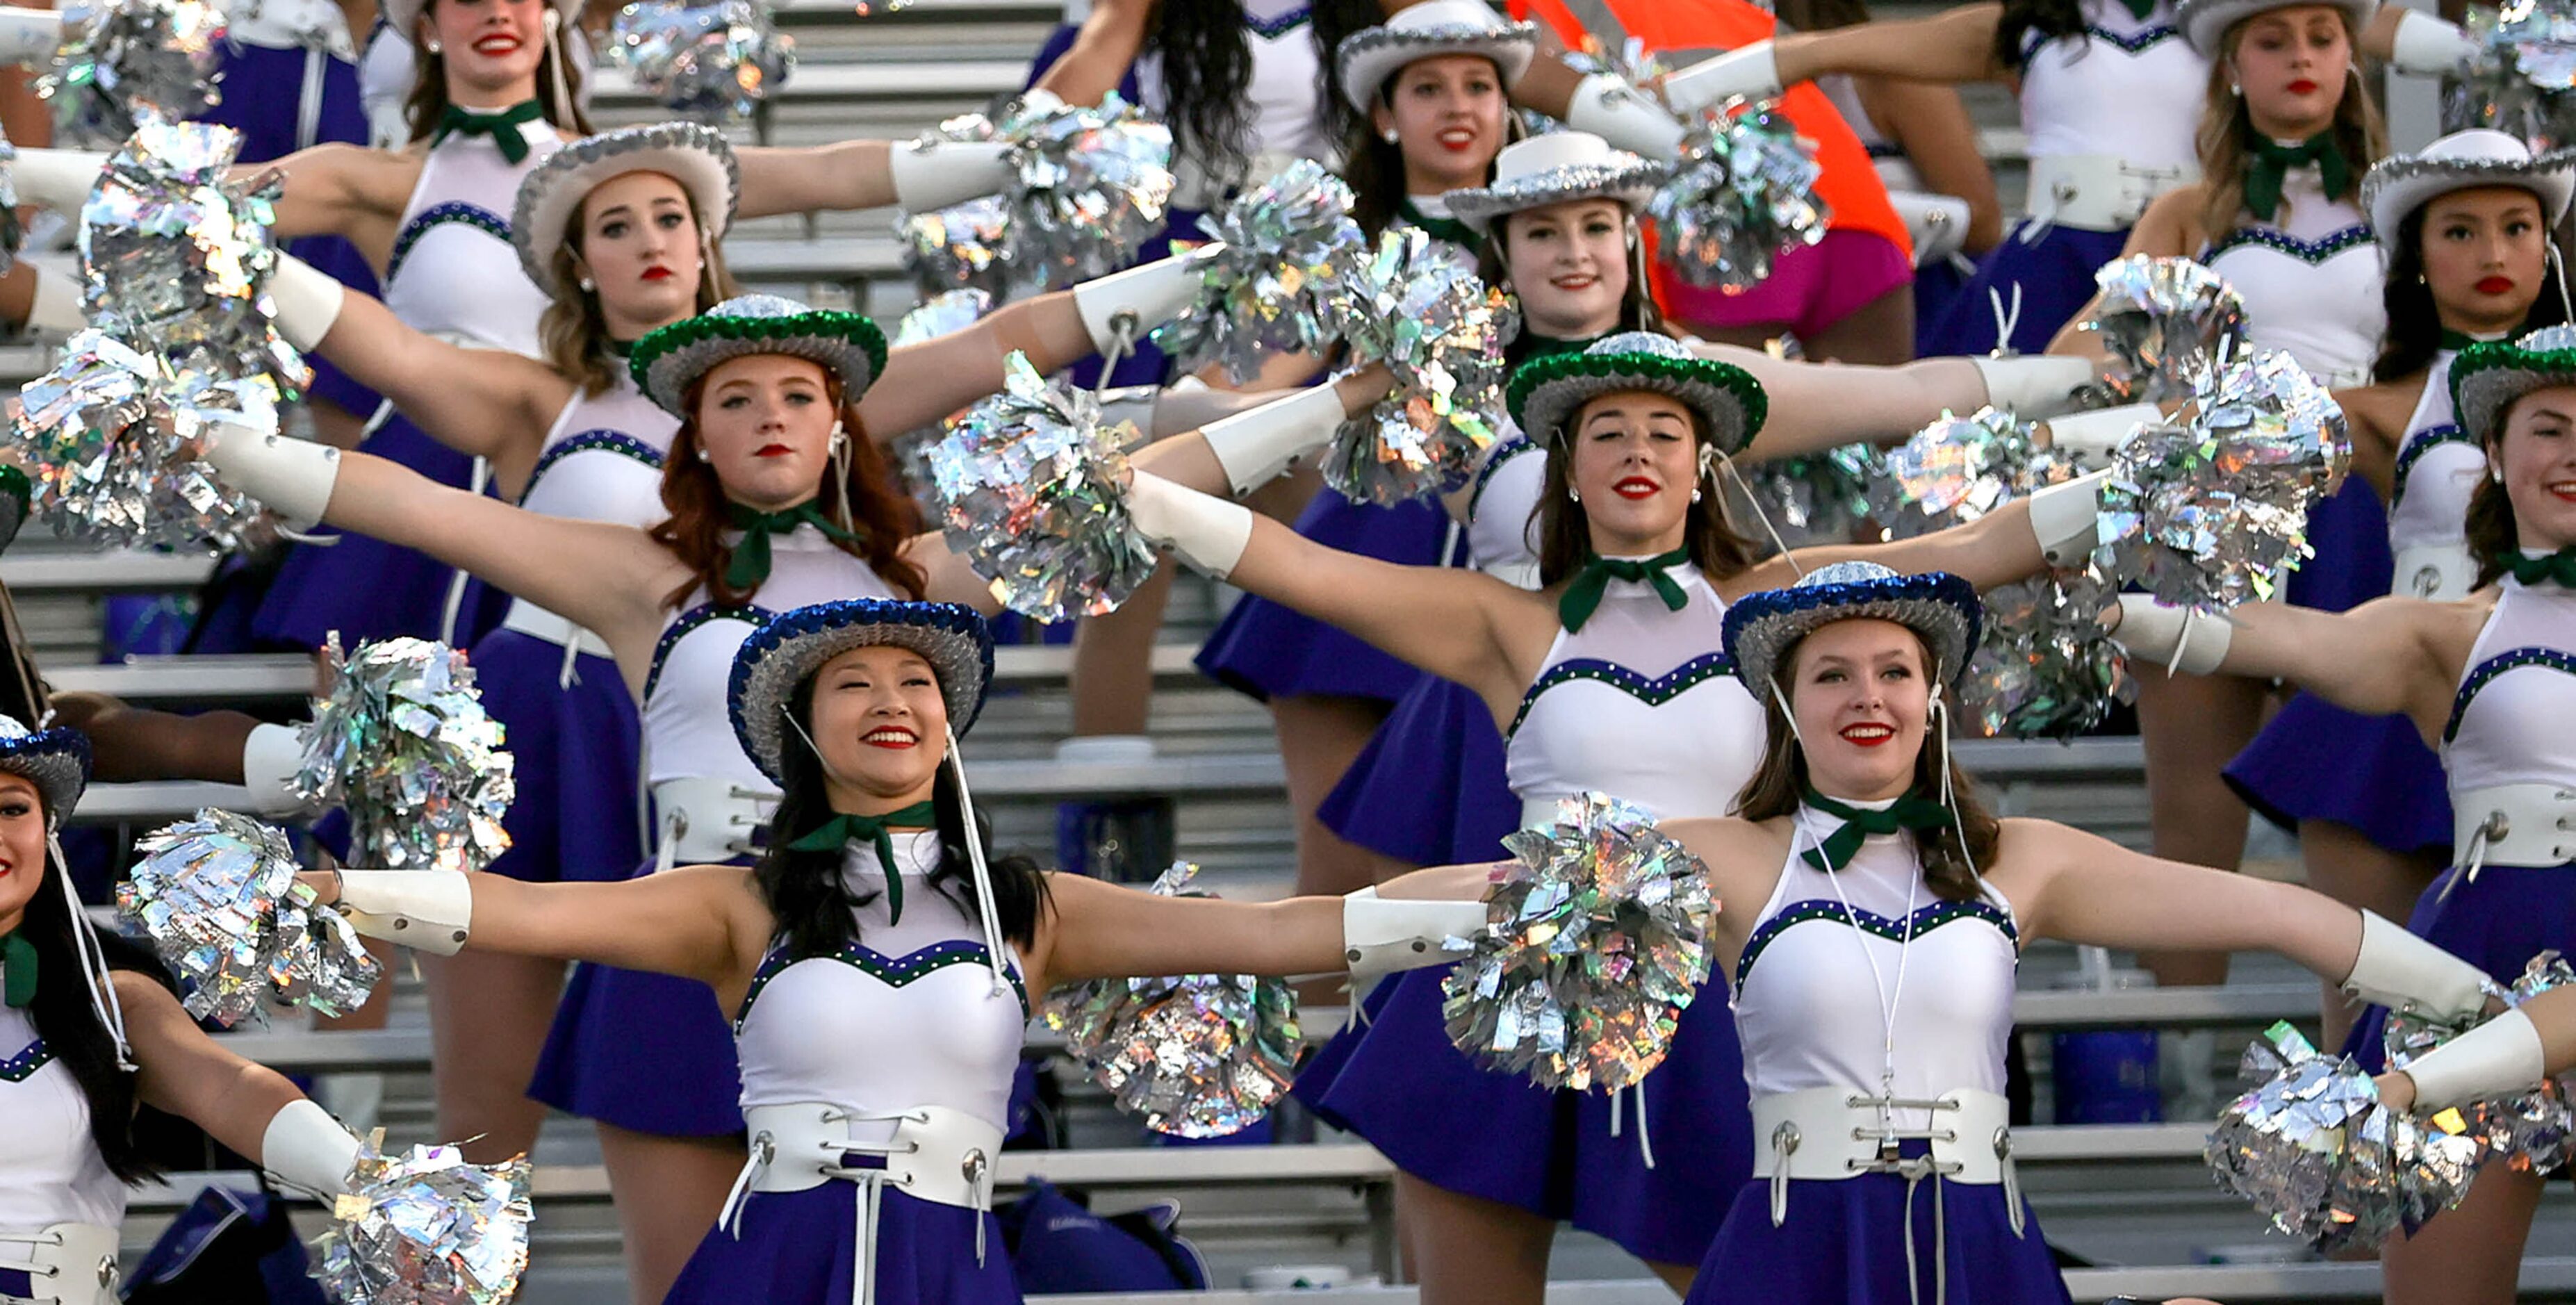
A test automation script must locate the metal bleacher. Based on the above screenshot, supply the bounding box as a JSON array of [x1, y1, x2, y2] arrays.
[[14, 3, 2571, 1302]]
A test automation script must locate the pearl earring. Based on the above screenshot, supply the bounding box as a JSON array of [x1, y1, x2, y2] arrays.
[[577, 276, 595, 292], [1691, 487, 1703, 503], [1566, 485, 1580, 503], [1381, 129, 1399, 144], [696, 447, 713, 463], [426, 38, 442, 53], [2491, 465, 2505, 483], [2226, 82, 2240, 96]]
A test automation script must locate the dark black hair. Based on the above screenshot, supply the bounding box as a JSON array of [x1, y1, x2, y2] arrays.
[[751, 674, 1049, 964], [2374, 204, 2573, 383], [1993, 0, 2089, 69], [1145, 0, 1379, 187], [1773, 0, 1876, 31], [19, 848, 180, 1183]]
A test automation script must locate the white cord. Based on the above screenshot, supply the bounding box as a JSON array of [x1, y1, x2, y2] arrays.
[[945, 728, 1014, 996]]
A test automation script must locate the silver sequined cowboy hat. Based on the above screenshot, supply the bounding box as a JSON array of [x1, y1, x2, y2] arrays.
[[1505, 331, 1767, 454], [1447, 131, 1668, 233], [729, 599, 996, 789], [1336, 0, 1538, 114], [2363, 129, 2576, 258], [514, 121, 741, 297], [1722, 561, 1983, 706], [629, 294, 889, 417]]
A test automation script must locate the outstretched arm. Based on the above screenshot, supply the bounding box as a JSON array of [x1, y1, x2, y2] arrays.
[[1709, 346, 2097, 462], [236, 142, 416, 251], [2377, 983, 2576, 1114], [1721, 473, 2101, 596], [1653, 1, 2010, 120], [1034, 861, 1491, 992], [856, 290, 1102, 436], [120, 974, 313, 1165], [2106, 593, 2474, 742], [304, 863, 767, 987]]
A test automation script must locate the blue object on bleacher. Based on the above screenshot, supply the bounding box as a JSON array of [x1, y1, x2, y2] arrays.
[[997, 1179, 1209, 1293], [121, 1184, 327, 1304]]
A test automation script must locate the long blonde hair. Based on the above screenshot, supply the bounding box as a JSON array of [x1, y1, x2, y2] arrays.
[[537, 186, 737, 394], [2194, 10, 2385, 242]]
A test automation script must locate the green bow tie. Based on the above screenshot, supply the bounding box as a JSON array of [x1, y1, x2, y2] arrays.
[[725, 502, 856, 589], [1, 930, 34, 1010], [1800, 785, 1955, 872], [1398, 198, 1481, 251], [1558, 548, 1690, 632], [787, 799, 939, 924], [2117, 0, 2156, 19], [432, 101, 545, 164], [1518, 331, 1611, 364], [2499, 548, 2576, 589], [2243, 132, 2353, 224]]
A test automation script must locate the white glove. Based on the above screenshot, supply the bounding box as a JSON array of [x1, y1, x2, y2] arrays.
[[2402, 1008, 2547, 1111], [1200, 384, 1349, 495], [2024, 468, 2107, 568], [2041, 402, 2160, 464], [1971, 355, 2095, 422], [2389, 9, 2479, 77], [1562, 72, 1687, 161], [2342, 909, 2493, 1026], [2110, 595, 2234, 675], [268, 254, 350, 353], [889, 139, 1015, 213], [1662, 41, 1785, 117], [0, 6, 60, 67], [333, 869, 473, 955], [259, 1099, 363, 1199], [1070, 245, 1223, 355], [240, 722, 318, 817], [22, 262, 85, 335], [13, 148, 111, 212], [199, 421, 341, 533], [1343, 886, 1486, 987], [1125, 470, 1253, 578]]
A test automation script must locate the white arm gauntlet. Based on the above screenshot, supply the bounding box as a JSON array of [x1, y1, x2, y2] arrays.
[[1070, 245, 1222, 354], [2041, 402, 2159, 464], [888, 139, 1015, 213], [240, 723, 318, 817], [2403, 1008, 2548, 1112], [22, 262, 85, 335], [200, 421, 341, 533], [1662, 41, 1785, 116], [1200, 384, 1348, 495], [2024, 469, 2106, 568], [1125, 471, 1253, 578], [268, 254, 349, 354], [1342, 886, 1485, 987], [11, 148, 111, 212], [2110, 595, 2233, 675], [260, 1099, 363, 1199], [1970, 355, 2095, 422], [1562, 72, 1687, 161], [2342, 909, 2493, 1025], [335, 869, 473, 955], [2389, 9, 2478, 76]]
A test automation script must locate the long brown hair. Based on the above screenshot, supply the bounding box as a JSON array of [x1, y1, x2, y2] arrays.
[[1730, 627, 2002, 902], [400, 1, 594, 147], [2194, 12, 2384, 243], [539, 183, 737, 395], [647, 371, 928, 609], [1535, 402, 1760, 588], [2466, 393, 2529, 589], [1485, 208, 1669, 350]]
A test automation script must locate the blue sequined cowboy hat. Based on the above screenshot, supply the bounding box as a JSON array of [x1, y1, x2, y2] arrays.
[[0, 714, 90, 828], [1505, 331, 1766, 454], [2452, 323, 2576, 444], [1335, 0, 1538, 113], [514, 121, 741, 297], [1447, 131, 1668, 234], [1721, 562, 1983, 707], [729, 599, 996, 788], [630, 293, 891, 418]]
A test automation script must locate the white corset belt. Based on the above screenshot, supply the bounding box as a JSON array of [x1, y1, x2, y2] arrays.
[[500, 599, 614, 688], [2393, 543, 2477, 603], [721, 1104, 1003, 1305], [2452, 783, 2576, 873], [2024, 154, 2198, 231], [0, 1224, 119, 1305], [1755, 1088, 2022, 1305], [651, 777, 778, 869]]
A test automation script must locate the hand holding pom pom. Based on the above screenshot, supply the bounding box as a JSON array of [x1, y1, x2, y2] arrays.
[[117, 809, 382, 1027], [2072, 256, 2250, 408], [1150, 159, 1364, 384], [1320, 227, 1518, 505], [320, 1138, 534, 1305], [292, 637, 515, 874]]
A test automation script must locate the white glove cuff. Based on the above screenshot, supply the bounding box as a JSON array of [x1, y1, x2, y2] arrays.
[[1125, 472, 1252, 578], [889, 139, 1015, 213], [260, 1099, 363, 1199], [241, 722, 316, 817], [335, 869, 473, 955], [1662, 41, 1784, 116], [1016, 87, 1067, 115], [0, 7, 61, 65], [1071, 245, 1221, 354], [202, 423, 341, 533], [1342, 885, 1484, 986], [23, 263, 85, 335], [2042, 403, 2158, 463], [2403, 1008, 2548, 1112], [2111, 595, 2233, 676], [1971, 355, 2096, 422], [1201, 384, 1347, 495], [2025, 469, 2106, 568], [1563, 72, 1687, 162], [12, 148, 110, 212], [2343, 908, 2493, 1025], [268, 254, 349, 354], [2390, 9, 2477, 76]]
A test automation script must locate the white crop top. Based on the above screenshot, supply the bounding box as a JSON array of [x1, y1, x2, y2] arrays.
[[1733, 805, 2021, 1129], [2388, 350, 2485, 600], [733, 832, 1027, 1131], [2016, 0, 2204, 171], [380, 115, 562, 355], [2442, 575, 2576, 837], [2201, 172, 2383, 386], [518, 373, 675, 527], [0, 1001, 124, 1233]]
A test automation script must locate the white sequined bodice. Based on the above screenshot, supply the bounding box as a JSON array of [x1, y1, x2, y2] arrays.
[[380, 120, 561, 354], [2443, 575, 2576, 798], [2202, 176, 2384, 386], [0, 1002, 123, 1233], [517, 374, 675, 527], [2016, 0, 2204, 171]]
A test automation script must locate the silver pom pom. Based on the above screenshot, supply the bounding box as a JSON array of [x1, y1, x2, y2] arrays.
[[1443, 791, 1718, 1092], [40, 0, 224, 145], [320, 1140, 534, 1305], [1728, 445, 1881, 549], [2072, 255, 2251, 407], [117, 809, 382, 1027], [1322, 227, 1518, 504], [1150, 158, 1363, 384], [1646, 101, 1829, 291], [993, 90, 1174, 295], [892, 287, 991, 347], [928, 352, 1156, 621], [1042, 862, 1306, 1138], [291, 637, 516, 874], [606, 0, 796, 122], [2381, 951, 2576, 1177], [8, 327, 277, 551]]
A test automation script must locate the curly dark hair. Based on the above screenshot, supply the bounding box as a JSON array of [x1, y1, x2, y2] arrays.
[[1145, 0, 1379, 185], [1993, 0, 2090, 69], [18, 851, 182, 1183]]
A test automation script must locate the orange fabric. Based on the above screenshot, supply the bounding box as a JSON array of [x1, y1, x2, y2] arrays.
[[1509, 0, 1911, 257]]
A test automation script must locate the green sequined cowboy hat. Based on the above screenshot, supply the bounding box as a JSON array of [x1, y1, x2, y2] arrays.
[[729, 599, 996, 789], [514, 121, 741, 297], [630, 293, 891, 418], [2363, 129, 2576, 258], [1335, 0, 1538, 114], [1447, 131, 1668, 234], [2452, 323, 2576, 443], [1505, 331, 1766, 454], [1722, 561, 1983, 707]]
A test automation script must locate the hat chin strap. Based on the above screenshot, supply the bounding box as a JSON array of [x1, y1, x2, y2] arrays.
[[944, 727, 1015, 996], [51, 829, 133, 1071], [541, 8, 575, 134]]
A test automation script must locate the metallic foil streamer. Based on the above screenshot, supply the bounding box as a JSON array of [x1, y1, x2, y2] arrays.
[[1867, 407, 2047, 540], [1322, 226, 1517, 504], [290, 637, 515, 874], [40, 0, 224, 146], [899, 195, 1011, 300], [2445, 1, 2576, 146], [117, 809, 382, 1027], [1149, 158, 1363, 383], [320, 1140, 534, 1305], [892, 287, 991, 347], [1442, 791, 1718, 1092], [606, 0, 796, 122], [8, 327, 279, 550], [2094, 349, 2350, 609], [1728, 445, 1881, 549], [2209, 1021, 2484, 1251], [992, 90, 1174, 295], [1646, 100, 1828, 291], [2381, 951, 2576, 1176], [928, 351, 1156, 621], [2074, 255, 2250, 407], [1040, 862, 1306, 1138]]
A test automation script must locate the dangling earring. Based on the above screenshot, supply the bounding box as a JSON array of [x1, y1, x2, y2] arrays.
[[1566, 485, 1581, 503]]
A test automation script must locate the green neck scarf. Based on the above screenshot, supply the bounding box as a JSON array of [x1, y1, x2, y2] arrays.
[[2243, 131, 2354, 224], [1557, 548, 1690, 632], [2498, 547, 2576, 589], [1800, 785, 1954, 872], [787, 798, 939, 924], [1399, 197, 1482, 250], [432, 100, 545, 164], [725, 501, 855, 589], [2438, 328, 2509, 352], [2117, 0, 2156, 19], [1, 930, 33, 1009]]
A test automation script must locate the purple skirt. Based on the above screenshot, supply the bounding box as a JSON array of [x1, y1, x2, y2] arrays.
[[1684, 1158, 2068, 1305], [1910, 254, 1972, 359], [1300, 965, 1750, 1267], [467, 627, 644, 883], [252, 413, 511, 653], [2345, 861, 2576, 1072], [1315, 674, 1518, 867], [1195, 490, 1449, 704], [666, 1181, 1019, 1305], [1921, 222, 2130, 357], [528, 852, 748, 1136], [2223, 691, 2451, 853], [2283, 479, 2394, 615]]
